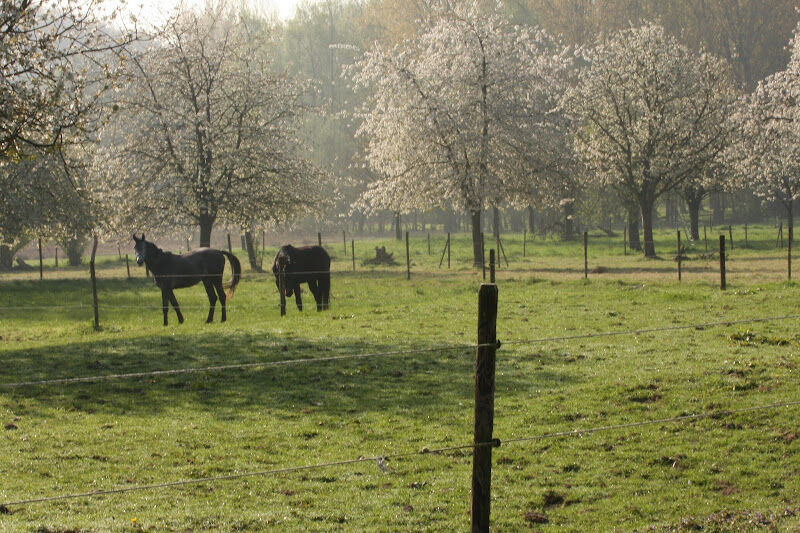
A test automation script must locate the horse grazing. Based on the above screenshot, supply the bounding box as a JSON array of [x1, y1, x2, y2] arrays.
[[132, 234, 241, 325], [272, 245, 330, 311]]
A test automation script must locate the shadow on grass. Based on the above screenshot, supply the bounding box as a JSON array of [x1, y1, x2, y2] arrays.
[[0, 331, 579, 419]]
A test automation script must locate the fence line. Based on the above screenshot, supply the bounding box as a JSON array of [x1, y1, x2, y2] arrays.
[[0, 344, 473, 389], [3, 312, 799, 389], [503, 313, 800, 347], [2, 399, 795, 509]]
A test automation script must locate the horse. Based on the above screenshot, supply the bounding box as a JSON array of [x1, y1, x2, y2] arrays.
[[272, 245, 330, 311], [132, 234, 241, 325]]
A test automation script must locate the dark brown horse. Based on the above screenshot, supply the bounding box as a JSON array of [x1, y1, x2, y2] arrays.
[[133, 234, 241, 325], [272, 245, 330, 311]]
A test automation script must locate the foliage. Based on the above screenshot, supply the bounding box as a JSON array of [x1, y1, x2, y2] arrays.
[[98, 4, 325, 246], [562, 23, 738, 256]]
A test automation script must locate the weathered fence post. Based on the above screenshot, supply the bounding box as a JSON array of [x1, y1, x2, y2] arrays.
[[583, 231, 588, 279], [719, 235, 726, 290], [406, 231, 411, 281], [489, 249, 495, 283], [788, 232, 792, 281], [728, 225, 734, 251], [125, 254, 131, 279], [227, 233, 233, 254], [318, 232, 322, 247], [448, 232, 451, 269], [351, 240, 355, 272], [38, 238, 43, 280], [54, 246, 58, 268], [677, 230, 682, 282], [623, 226, 627, 256], [90, 235, 99, 329], [471, 282, 498, 533]]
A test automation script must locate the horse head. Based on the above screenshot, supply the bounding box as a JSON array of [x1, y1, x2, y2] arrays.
[[132, 234, 157, 266], [272, 247, 294, 297]]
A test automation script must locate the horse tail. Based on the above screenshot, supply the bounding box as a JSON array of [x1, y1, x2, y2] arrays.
[[221, 250, 242, 299]]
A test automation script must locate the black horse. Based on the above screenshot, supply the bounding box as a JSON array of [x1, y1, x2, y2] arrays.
[[133, 234, 241, 325], [272, 245, 330, 311]]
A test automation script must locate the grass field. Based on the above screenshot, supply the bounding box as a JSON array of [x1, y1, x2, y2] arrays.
[[1, 225, 799, 531]]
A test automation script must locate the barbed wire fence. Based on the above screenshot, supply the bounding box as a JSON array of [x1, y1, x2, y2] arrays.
[[2, 258, 799, 529]]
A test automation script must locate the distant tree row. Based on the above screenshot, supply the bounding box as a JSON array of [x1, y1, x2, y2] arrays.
[[2, 0, 800, 268]]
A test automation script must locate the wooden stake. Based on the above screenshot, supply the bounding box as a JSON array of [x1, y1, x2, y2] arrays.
[[677, 230, 682, 282], [90, 235, 99, 329], [38, 238, 43, 280], [125, 253, 131, 279], [351, 240, 355, 272], [55, 246, 58, 268], [489, 249, 495, 283], [583, 231, 588, 279], [728, 225, 734, 251], [719, 235, 726, 290], [471, 283, 498, 533], [405, 231, 411, 280], [318, 232, 322, 247]]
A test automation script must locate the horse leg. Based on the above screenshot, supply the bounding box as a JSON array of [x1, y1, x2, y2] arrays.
[[294, 284, 303, 311], [203, 280, 217, 323], [161, 288, 170, 326], [319, 273, 330, 310], [308, 279, 322, 311], [214, 278, 227, 322], [168, 289, 184, 324]]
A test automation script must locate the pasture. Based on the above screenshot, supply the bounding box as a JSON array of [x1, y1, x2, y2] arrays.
[[1, 226, 799, 531]]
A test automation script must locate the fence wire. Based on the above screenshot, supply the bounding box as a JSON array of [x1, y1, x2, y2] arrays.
[[2, 399, 795, 509]]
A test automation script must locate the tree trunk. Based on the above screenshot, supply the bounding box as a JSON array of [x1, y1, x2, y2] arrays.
[[62, 236, 87, 266], [244, 230, 261, 272], [640, 198, 656, 257], [687, 196, 702, 241], [627, 203, 641, 251], [199, 212, 215, 248], [527, 206, 535, 234], [471, 210, 483, 267], [0, 243, 15, 271], [492, 206, 500, 239], [394, 212, 402, 241], [563, 202, 575, 240]]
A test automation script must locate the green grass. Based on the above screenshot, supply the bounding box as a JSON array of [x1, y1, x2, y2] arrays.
[[1, 227, 799, 531]]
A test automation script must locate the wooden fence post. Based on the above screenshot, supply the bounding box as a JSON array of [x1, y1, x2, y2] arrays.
[[227, 233, 233, 254], [406, 231, 411, 280], [789, 232, 792, 281], [728, 225, 734, 251], [38, 237, 43, 280], [351, 240, 355, 272], [677, 230, 682, 282], [583, 231, 588, 279], [318, 232, 322, 247], [471, 283, 499, 533], [623, 227, 627, 256], [719, 235, 726, 290], [90, 235, 99, 329], [125, 254, 131, 279], [55, 246, 58, 268], [448, 233, 451, 269], [489, 249, 495, 283]]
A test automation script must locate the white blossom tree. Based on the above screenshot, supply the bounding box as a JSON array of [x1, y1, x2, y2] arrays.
[[728, 22, 800, 244], [351, 1, 570, 265], [562, 23, 737, 257], [100, 4, 324, 254]]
